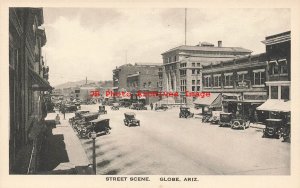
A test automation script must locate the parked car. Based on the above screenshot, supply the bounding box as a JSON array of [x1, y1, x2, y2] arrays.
[[155, 104, 168, 111], [179, 107, 194, 118], [80, 118, 111, 139], [231, 115, 250, 130], [219, 112, 233, 127], [210, 111, 222, 124], [111, 103, 120, 110], [98, 105, 107, 114], [123, 112, 140, 126], [262, 119, 283, 138]]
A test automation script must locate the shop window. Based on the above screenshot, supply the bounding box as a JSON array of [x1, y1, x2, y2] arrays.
[[281, 86, 290, 100], [271, 86, 278, 99]]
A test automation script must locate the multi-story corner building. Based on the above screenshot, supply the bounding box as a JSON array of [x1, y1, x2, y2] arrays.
[[161, 41, 252, 105], [257, 31, 291, 114], [201, 53, 268, 122], [200, 31, 291, 122], [9, 8, 52, 174], [112, 63, 162, 104]]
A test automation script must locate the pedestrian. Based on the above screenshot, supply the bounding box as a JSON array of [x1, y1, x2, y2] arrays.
[[62, 107, 66, 120], [55, 114, 61, 125], [150, 103, 153, 110], [155, 103, 158, 110]]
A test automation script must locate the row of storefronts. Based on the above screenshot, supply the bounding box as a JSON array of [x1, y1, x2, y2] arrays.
[[195, 31, 290, 123]]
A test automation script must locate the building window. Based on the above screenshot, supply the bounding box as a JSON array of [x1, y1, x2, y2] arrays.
[[143, 83, 146, 88], [253, 69, 265, 86], [224, 73, 233, 86], [204, 76, 211, 87], [213, 75, 221, 87], [197, 63, 200, 67], [237, 71, 248, 82], [180, 79, 187, 92], [192, 80, 195, 85], [192, 69, 195, 75], [148, 82, 151, 87], [192, 63, 195, 67], [180, 63, 186, 68], [196, 69, 200, 74], [180, 70, 186, 76], [197, 86, 200, 91], [197, 80, 200, 85], [192, 86, 195, 91], [281, 86, 290, 100], [271, 86, 278, 99]]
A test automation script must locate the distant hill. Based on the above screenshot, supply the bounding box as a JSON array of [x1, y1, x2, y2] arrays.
[[54, 80, 113, 89]]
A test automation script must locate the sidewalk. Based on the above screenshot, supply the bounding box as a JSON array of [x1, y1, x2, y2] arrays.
[[40, 112, 93, 174]]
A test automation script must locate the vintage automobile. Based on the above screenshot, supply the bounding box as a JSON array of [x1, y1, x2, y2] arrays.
[[130, 102, 147, 110], [123, 112, 140, 126], [75, 102, 81, 110], [73, 112, 100, 133], [230, 115, 250, 130], [281, 122, 291, 142], [219, 112, 233, 127], [210, 111, 222, 124], [120, 101, 131, 108], [179, 107, 194, 118], [63, 104, 78, 113], [111, 103, 120, 110], [79, 118, 111, 139], [262, 119, 283, 138], [69, 110, 90, 125], [155, 104, 168, 111], [98, 105, 107, 114]]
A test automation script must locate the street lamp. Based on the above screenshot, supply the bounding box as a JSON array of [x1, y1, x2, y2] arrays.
[[91, 131, 97, 174]]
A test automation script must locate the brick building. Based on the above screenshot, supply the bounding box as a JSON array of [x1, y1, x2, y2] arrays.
[[9, 8, 52, 174], [112, 63, 162, 104], [161, 41, 252, 105], [199, 31, 291, 122]]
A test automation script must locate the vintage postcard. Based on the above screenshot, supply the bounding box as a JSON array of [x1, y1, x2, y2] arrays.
[[1, 0, 300, 188]]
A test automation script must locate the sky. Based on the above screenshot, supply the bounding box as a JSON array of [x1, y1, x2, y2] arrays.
[[42, 8, 290, 86]]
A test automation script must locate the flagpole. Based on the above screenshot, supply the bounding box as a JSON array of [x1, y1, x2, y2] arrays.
[[185, 8, 187, 45]]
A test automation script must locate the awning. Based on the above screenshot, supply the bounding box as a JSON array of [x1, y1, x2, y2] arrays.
[[193, 93, 221, 108], [29, 68, 52, 91], [256, 99, 290, 112], [222, 93, 241, 101]]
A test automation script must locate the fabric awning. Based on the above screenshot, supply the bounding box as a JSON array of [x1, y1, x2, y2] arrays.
[[194, 93, 221, 107], [256, 99, 290, 112], [29, 68, 52, 91]]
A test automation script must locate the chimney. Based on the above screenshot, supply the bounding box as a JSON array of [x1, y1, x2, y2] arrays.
[[218, 41, 222, 47]]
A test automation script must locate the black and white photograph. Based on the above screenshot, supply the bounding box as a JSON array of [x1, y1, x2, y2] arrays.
[[1, 1, 300, 188]]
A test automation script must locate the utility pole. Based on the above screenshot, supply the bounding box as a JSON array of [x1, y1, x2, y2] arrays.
[[185, 8, 187, 45]]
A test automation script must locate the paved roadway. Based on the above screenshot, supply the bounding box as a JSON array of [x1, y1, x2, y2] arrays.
[[77, 104, 290, 175]]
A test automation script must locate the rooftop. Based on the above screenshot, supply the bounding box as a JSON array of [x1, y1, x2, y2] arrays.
[[161, 45, 252, 55]]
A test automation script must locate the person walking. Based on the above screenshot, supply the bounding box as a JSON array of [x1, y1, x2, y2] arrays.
[[150, 103, 153, 110], [55, 114, 61, 125], [62, 106, 66, 120]]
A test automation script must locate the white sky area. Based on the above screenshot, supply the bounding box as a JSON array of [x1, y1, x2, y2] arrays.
[[42, 8, 290, 86]]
